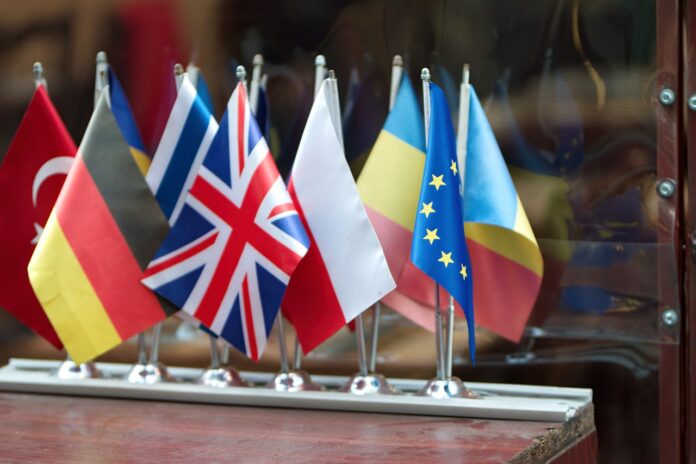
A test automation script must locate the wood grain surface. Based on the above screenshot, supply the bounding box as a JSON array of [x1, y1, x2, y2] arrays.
[[0, 392, 595, 463]]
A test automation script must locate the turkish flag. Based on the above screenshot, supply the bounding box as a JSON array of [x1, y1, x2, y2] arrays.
[[0, 85, 76, 349]]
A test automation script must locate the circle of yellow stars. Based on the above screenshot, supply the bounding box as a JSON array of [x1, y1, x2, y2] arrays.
[[418, 158, 468, 280]]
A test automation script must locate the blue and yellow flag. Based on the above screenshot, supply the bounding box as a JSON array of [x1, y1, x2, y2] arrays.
[[108, 68, 150, 175], [411, 82, 475, 359]]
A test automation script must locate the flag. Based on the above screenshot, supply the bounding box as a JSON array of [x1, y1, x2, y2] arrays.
[[411, 82, 476, 358], [142, 82, 309, 361], [459, 86, 543, 342], [281, 79, 395, 353], [147, 75, 218, 224], [0, 86, 75, 348], [27, 89, 175, 364], [187, 64, 215, 115], [108, 68, 150, 175]]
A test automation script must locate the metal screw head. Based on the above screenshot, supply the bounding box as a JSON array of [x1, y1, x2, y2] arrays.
[[659, 88, 676, 106], [656, 179, 676, 198], [689, 94, 696, 111], [662, 308, 679, 327]]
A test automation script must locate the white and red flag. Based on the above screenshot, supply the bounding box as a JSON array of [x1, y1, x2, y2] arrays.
[[282, 79, 395, 353], [0, 85, 75, 348]]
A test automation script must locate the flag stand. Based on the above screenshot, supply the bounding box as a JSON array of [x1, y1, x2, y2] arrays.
[[266, 315, 323, 392], [36, 58, 101, 381], [197, 335, 248, 388], [313, 70, 396, 396], [283, 55, 326, 391], [417, 67, 476, 399], [366, 54, 404, 376]]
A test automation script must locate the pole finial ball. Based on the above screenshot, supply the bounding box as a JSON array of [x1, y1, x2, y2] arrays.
[[421, 68, 431, 82]]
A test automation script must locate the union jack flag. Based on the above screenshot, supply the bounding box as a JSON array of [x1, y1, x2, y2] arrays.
[[142, 83, 309, 361]]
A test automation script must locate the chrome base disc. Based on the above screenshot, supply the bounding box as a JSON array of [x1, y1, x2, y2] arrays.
[[266, 370, 325, 392], [339, 373, 400, 395], [127, 362, 174, 384], [417, 376, 479, 399], [55, 360, 102, 380], [196, 367, 248, 388]]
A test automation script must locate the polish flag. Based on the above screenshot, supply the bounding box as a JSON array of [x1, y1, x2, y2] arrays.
[[282, 79, 395, 353]]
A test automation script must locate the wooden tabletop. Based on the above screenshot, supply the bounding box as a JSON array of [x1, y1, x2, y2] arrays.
[[0, 392, 596, 463]]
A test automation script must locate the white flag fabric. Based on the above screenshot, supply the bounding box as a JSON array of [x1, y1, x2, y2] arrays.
[[281, 79, 396, 353]]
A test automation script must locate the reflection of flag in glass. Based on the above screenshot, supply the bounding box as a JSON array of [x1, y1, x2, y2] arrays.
[[0, 85, 75, 349], [142, 83, 309, 361], [411, 82, 476, 358], [28, 90, 174, 364], [108, 68, 150, 175]]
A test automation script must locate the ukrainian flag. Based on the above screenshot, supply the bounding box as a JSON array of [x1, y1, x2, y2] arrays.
[[108, 68, 150, 175]]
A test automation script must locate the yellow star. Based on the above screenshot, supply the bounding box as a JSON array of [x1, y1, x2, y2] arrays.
[[438, 251, 453, 268], [450, 160, 458, 175], [459, 264, 468, 280], [419, 202, 435, 218], [429, 174, 446, 190], [423, 228, 440, 245]]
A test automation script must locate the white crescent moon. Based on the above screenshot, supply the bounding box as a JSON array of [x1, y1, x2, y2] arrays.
[[32, 156, 74, 207]]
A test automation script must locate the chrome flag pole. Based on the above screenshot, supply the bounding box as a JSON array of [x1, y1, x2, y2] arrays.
[[249, 54, 263, 115], [418, 65, 477, 399], [56, 57, 103, 380], [367, 54, 404, 374], [333, 69, 396, 395], [292, 54, 326, 372]]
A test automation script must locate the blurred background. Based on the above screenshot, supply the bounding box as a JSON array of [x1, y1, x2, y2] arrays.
[[0, 0, 670, 462]]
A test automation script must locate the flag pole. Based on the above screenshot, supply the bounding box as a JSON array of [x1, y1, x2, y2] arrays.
[[446, 64, 471, 380], [291, 53, 327, 371], [250, 54, 263, 115], [33, 62, 47, 90], [268, 56, 326, 392], [55, 58, 103, 380], [143, 63, 186, 380], [221, 65, 249, 368], [367, 54, 404, 374], [330, 68, 396, 395], [420, 67, 446, 380]]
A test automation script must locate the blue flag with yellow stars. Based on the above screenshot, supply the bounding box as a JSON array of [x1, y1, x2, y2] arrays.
[[411, 82, 475, 361]]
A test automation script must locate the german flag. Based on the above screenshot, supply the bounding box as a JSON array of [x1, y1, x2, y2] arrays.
[[28, 89, 175, 364]]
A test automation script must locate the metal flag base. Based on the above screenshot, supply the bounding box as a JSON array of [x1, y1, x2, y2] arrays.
[[339, 373, 400, 395], [418, 376, 479, 399], [55, 360, 102, 380], [127, 362, 174, 384], [196, 367, 248, 388], [266, 370, 325, 393]]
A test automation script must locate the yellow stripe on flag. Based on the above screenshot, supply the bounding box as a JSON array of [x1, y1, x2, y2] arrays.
[[465, 222, 543, 276], [130, 147, 151, 176], [513, 195, 538, 245], [357, 130, 424, 231], [28, 213, 121, 364]]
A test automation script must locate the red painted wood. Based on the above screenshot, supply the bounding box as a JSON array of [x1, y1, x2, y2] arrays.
[[655, 0, 683, 462], [0, 393, 590, 463], [684, 0, 696, 461]]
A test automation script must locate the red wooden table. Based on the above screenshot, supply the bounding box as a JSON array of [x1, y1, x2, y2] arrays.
[[0, 392, 596, 463]]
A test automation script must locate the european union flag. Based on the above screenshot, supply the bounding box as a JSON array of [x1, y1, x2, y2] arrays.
[[411, 82, 475, 360]]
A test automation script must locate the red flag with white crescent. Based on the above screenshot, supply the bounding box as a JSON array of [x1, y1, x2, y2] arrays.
[[0, 85, 75, 348]]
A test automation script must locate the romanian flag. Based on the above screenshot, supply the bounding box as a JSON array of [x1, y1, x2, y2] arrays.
[[28, 89, 175, 364], [108, 68, 150, 176]]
